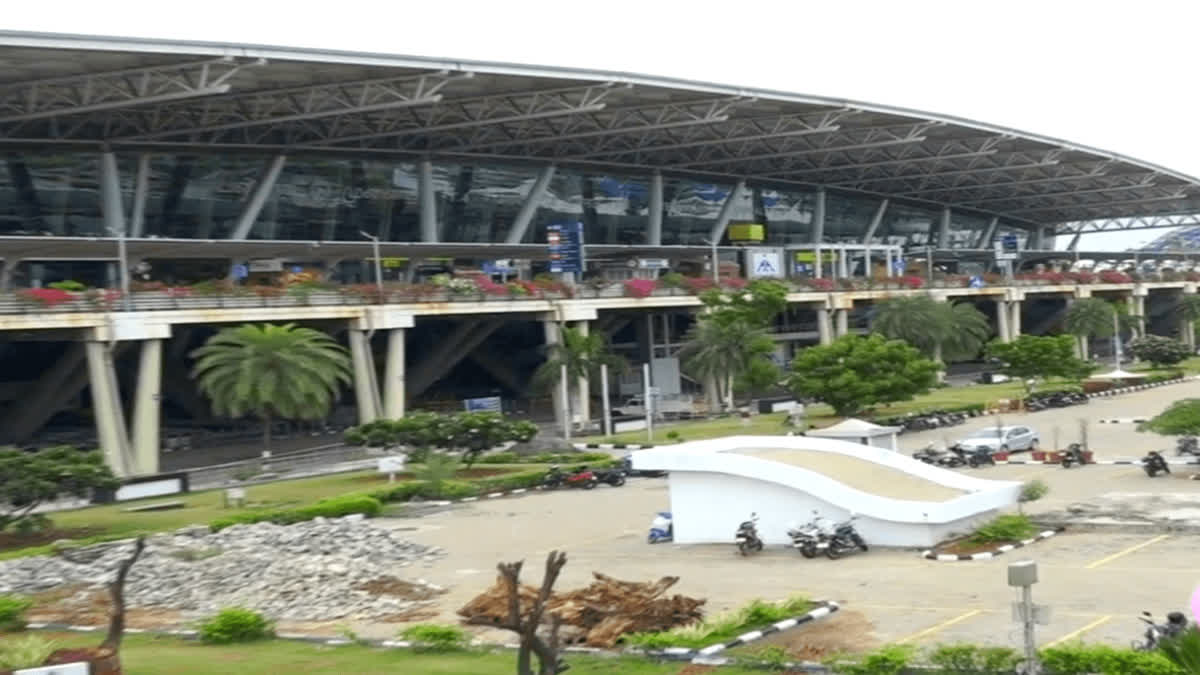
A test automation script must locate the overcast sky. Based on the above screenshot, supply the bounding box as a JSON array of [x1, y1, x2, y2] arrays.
[[8, 1, 1196, 251]]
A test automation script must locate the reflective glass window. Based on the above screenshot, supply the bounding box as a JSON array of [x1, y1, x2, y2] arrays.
[[661, 177, 737, 245], [432, 162, 543, 243], [877, 203, 938, 247], [759, 187, 815, 244], [824, 193, 881, 243], [0, 153, 106, 236]]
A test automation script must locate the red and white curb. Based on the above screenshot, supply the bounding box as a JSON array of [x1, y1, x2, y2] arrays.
[[1086, 375, 1196, 399], [1097, 418, 1150, 424], [641, 602, 839, 664], [921, 529, 1063, 561], [993, 458, 1199, 466]]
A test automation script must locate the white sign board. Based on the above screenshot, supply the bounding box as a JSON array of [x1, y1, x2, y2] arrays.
[[637, 258, 670, 269], [746, 248, 785, 279], [248, 258, 285, 272], [116, 478, 184, 502], [378, 456, 406, 474], [16, 663, 89, 675]]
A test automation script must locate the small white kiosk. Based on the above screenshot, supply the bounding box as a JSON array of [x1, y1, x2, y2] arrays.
[[805, 418, 902, 451]]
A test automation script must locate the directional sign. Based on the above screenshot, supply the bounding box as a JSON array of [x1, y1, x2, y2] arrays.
[[463, 396, 503, 412], [548, 221, 585, 274], [892, 257, 906, 275], [969, 275, 985, 288]]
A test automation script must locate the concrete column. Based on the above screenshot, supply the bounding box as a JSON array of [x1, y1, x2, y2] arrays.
[[383, 328, 406, 419], [835, 309, 849, 337], [647, 171, 663, 246], [84, 341, 133, 477], [129, 154, 151, 238], [1135, 295, 1147, 336], [131, 339, 162, 476], [0, 259, 13, 292], [997, 300, 1011, 343], [884, 248, 894, 278], [816, 308, 833, 345], [418, 159, 438, 242], [347, 330, 380, 424], [505, 165, 555, 244], [575, 320, 591, 430], [812, 188, 826, 244], [1186, 320, 1196, 353], [1009, 300, 1022, 339], [543, 321, 566, 433], [938, 207, 951, 249], [230, 155, 286, 239]]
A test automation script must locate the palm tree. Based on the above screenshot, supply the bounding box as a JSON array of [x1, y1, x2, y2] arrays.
[[679, 318, 775, 412], [872, 296, 991, 366], [1064, 297, 1114, 360], [190, 323, 352, 457], [1178, 295, 1200, 351], [533, 325, 627, 431]]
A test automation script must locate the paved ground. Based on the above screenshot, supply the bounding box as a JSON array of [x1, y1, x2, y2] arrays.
[[365, 381, 1200, 655]]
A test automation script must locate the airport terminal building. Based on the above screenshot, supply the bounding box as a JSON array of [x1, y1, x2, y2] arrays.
[[3, 31, 1200, 476]]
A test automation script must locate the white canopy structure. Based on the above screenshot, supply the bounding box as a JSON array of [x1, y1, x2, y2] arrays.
[[805, 418, 902, 451]]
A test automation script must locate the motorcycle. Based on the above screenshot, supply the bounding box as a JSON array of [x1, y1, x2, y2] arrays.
[[913, 443, 966, 468], [1177, 436, 1199, 457], [542, 465, 598, 490], [787, 511, 834, 558], [735, 513, 764, 556], [1060, 443, 1088, 468], [824, 515, 868, 559], [592, 467, 627, 487], [948, 443, 996, 468], [1142, 451, 1171, 477], [1132, 611, 1189, 651], [647, 512, 673, 544]]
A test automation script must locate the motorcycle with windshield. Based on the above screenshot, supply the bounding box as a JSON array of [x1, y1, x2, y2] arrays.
[[824, 515, 869, 559]]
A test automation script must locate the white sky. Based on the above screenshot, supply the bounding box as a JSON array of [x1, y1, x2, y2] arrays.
[[8, 0, 1197, 251]]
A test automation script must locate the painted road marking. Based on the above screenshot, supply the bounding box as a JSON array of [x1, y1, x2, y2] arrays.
[[851, 604, 1110, 618], [895, 610, 982, 644], [1043, 615, 1114, 648], [1084, 534, 1171, 569]]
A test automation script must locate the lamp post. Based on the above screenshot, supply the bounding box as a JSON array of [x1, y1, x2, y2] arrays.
[[702, 238, 719, 283], [105, 225, 132, 312], [360, 231, 384, 303]]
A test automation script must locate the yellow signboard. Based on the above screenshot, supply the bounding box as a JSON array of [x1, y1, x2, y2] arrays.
[[728, 223, 765, 242], [793, 251, 838, 263]]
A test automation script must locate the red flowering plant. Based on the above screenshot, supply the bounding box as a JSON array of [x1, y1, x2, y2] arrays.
[[17, 287, 75, 307], [165, 286, 193, 298], [1186, 271, 1200, 282], [682, 276, 717, 294], [623, 279, 658, 298], [84, 288, 122, 309], [803, 278, 835, 291], [721, 277, 748, 290], [897, 275, 925, 289], [342, 284, 388, 304], [1067, 271, 1097, 284], [474, 276, 508, 296], [1098, 270, 1132, 284]]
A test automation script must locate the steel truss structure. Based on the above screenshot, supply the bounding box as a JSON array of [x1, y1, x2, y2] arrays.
[[0, 30, 1198, 236]]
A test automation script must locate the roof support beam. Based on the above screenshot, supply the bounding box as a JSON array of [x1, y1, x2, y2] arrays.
[[812, 188, 826, 244], [229, 155, 286, 240], [504, 165, 556, 244], [1010, 193, 1189, 215], [1055, 213, 1200, 235], [709, 179, 746, 244], [575, 123, 842, 160], [938, 207, 952, 249], [868, 161, 1064, 192], [647, 171, 664, 246], [976, 216, 1000, 248], [677, 136, 928, 169], [770, 150, 998, 180], [1067, 227, 1084, 251], [0, 58, 259, 124], [418, 159, 438, 243], [862, 199, 888, 244], [128, 154, 150, 238], [100, 152, 126, 236], [955, 179, 1156, 206]]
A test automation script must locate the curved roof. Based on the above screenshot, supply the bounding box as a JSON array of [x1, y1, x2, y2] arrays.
[[1, 30, 1198, 234]]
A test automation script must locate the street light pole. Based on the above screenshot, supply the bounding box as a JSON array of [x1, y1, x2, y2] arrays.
[[360, 231, 384, 304], [703, 238, 719, 283]]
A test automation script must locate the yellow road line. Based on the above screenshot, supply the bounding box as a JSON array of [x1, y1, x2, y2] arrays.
[[1043, 615, 1113, 648], [1084, 534, 1171, 569], [895, 610, 982, 644]]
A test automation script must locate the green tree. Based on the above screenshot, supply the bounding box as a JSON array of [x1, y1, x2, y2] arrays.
[[1128, 335, 1191, 368], [1138, 399, 1200, 436], [534, 324, 627, 430], [439, 412, 538, 467], [680, 318, 776, 411], [733, 356, 782, 399], [191, 323, 352, 457], [1178, 295, 1200, 350], [985, 335, 1095, 393], [0, 446, 118, 532], [1063, 297, 1115, 359], [873, 296, 991, 365], [786, 334, 939, 416]]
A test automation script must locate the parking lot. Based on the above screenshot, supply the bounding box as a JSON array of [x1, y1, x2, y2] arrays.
[[375, 381, 1200, 654]]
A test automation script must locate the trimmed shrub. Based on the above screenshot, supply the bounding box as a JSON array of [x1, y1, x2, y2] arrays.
[[828, 644, 915, 674], [0, 595, 32, 632], [472, 469, 551, 494], [198, 607, 275, 644], [627, 596, 811, 649], [474, 451, 520, 464], [399, 623, 470, 652], [969, 514, 1036, 545], [0, 635, 57, 670], [928, 644, 1022, 672], [209, 494, 382, 531], [1039, 643, 1182, 674]]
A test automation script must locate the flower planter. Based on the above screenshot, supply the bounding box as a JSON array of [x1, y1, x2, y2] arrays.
[[1031, 450, 1047, 461], [992, 451, 1010, 462], [1046, 451, 1063, 463]]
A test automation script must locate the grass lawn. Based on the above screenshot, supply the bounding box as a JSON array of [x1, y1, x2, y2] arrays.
[[1134, 355, 1200, 375], [35, 633, 763, 674], [8, 464, 536, 560], [583, 379, 1046, 446]]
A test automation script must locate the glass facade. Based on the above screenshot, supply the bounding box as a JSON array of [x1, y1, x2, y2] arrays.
[[0, 150, 1034, 252]]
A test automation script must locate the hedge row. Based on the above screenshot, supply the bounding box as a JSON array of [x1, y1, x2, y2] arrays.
[[209, 495, 383, 531], [833, 642, 1183, 674], [366, 468, 551, 503], [474, 451, 615, 464]]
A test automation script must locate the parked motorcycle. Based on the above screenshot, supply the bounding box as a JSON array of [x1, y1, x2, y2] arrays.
[[1131, 611, 1189, 651], [787, 511, 834, 558], [647, 512, 673, 544], [1060, 443, 1088, 468], [592, 467, 627, 487], [824, 515, 868, 559], [1177, 436, 1199, 457], [1142, 451, 1171, 478], [913, 443, 966, 468], [735, 513, 764, 556], [948, 443, 996, 468], [542, 465, 598, 490]]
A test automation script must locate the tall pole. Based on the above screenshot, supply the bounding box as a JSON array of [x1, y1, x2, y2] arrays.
[[560, 363, 572, 440], [1022, 585, 1038, 674], [600, 363, 613, 437], [361, 231, 384, 303], [643, 362, 654, 443], [1113, 310, 1122, 370]]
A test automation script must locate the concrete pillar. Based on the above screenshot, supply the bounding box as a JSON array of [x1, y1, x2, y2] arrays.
[[0, 259, 13, 292], [575, 320, 591, 430], [816, 308, 833, 345], [347, 330, 380, 424], [543, 321, 566, 433], [1186, 320, 1196, 353], [1134, 295, 1147, 336], [418, 159, 438, 242], [84, 341, 133, 477], [812, 188, 826, 244], [997, 300, 1011, 343], [131, 339, 162, 476], [383, 328, 406, 419], [647, 171, 663, 246], [1009, 300, 1022, 339], [835, 309, 849, 337]]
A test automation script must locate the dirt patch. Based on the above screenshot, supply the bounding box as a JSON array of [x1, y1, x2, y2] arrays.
[[0, 527, 101, 552], [353, 577, 446, 601], [731, 609, 877, 659], [29, 586, 186, 631]]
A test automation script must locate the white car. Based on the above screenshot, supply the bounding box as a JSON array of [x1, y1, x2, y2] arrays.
[[955, 425, 1040, 453]]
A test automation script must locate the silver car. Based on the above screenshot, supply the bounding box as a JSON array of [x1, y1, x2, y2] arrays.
[[956, 425, 1040, 452]]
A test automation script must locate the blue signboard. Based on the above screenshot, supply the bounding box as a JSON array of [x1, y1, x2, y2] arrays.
[[968, 275, 985, 288], [232, 264, 249, 280], [891, 257, 906, 275], [1002, 234, 1019, 253], [464, 396, 503, 413], [548, 221, 585, 274]]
